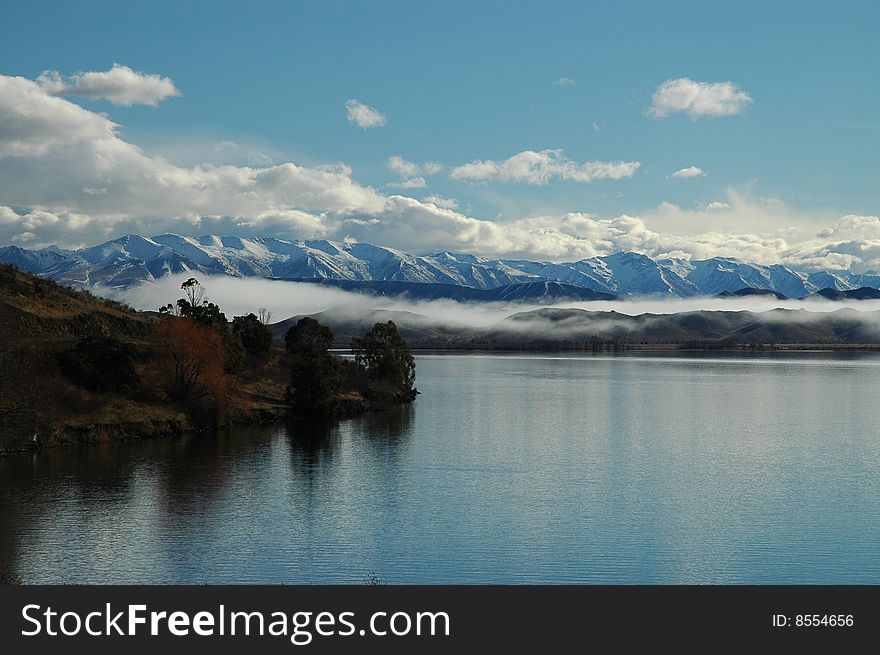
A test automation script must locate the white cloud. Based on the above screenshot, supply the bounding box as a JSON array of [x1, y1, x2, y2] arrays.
[[424, 195, 459, 210], [387, 155, 420, 178], [0, 74, 384, 245], [554, 77, 575, 87], [345, 99, 387, 128], [38, 64, 181, 107], [386, 155, 443, 188], [592, 122, 600, 132], [387, 177, 427, 189], [671, 166, 705, 178], [648, 78, 752, 118], [421, 162, 444, 175], [450, 149, 640, 185], [247, 151, 274, 166], [2, 72, 878, 274]]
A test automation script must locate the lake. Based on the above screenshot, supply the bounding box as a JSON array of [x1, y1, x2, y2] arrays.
[[2, 352, 880, 584]]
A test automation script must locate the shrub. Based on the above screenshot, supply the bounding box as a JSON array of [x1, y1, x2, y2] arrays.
[[232, 312, 273, 358], [155, 317, 231, 425], [57, 337, 140, 392]]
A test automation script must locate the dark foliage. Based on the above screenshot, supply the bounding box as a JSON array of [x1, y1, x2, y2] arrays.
[[285, 316, 333, 353], [57, 337, 140, 392], [232, 312, 273, 358], [351, 321, 416, 400], [160, 278, 229, 334], [285, 317, 340, 415]]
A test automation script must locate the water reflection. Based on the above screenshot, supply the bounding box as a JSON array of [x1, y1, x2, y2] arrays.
[[2, 353, 880, 583]]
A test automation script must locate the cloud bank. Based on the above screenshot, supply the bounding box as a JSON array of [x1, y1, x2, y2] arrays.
[[1, 70, 879, 273], [449, 150, 641, 185], [108, 273, 880, 337]]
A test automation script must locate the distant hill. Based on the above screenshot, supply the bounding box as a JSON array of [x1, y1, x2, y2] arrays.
[[809, 287, 880, 301], [716, 288, 789, 300], [273, 278, 616, 303], [487, 307, 880, 347], [271, 308, 478, 346], [268, 303, 880, 349]]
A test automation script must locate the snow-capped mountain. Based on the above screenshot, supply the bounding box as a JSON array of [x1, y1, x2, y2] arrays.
[[0, 233, 876, 298], [665, 257, 817, 299]]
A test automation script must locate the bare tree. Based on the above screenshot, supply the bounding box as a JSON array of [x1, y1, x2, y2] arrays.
[[181, 277, 207, 308]]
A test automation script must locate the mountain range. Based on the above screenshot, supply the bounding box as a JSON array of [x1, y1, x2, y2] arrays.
[[2, 233, 880, 300]]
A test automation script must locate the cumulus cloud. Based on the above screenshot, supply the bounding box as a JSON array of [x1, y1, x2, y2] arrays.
[[553, 77, 575, 87], [1, 71, 878, 274], [387, 155, 420, 178], [424, 194, 459, 210], [0, 74, 383, 245], [386, 155, 443, 188], [648, 78, 752, 118], [345, 99, 387, 128], [671, 166, 705, 178], [450, 149, 640, 185], [38, 64, 181, 107]]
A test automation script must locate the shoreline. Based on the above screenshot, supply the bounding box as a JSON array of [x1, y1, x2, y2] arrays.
[[0, 393, 411, 459], [404, 343, 880, 353]]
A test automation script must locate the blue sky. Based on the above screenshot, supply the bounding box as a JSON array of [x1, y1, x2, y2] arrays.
[[1, 1, 879, 269]]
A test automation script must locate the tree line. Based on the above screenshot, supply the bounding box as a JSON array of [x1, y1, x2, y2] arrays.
[[152, 278, 417, 422]]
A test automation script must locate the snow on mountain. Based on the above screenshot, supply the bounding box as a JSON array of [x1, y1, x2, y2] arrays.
[[847, 270, 880, 289], [0, 245, 73, 276], [806, 270, 856, 292], [2, 233, 879, 298], [487, 258, 609, 293], [602, 252, 700, 296], [658, 257, 816, 299]]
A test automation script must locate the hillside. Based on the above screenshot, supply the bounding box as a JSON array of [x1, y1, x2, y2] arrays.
[[0, 265, 425, 458], [488, 307, 880, 348], [271, 308, 479, 347], [0, 266, 288, 456], [0, 263, 153, 341], [266, 303, 880, 351]]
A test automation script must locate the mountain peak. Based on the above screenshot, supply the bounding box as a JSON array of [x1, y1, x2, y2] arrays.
[[0, 234, 873, 299]]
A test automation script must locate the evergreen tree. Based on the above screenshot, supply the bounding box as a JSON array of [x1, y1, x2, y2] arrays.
[[285, 317, 340, 415], [232, 312, 273, 358], [351, 321, 416, 399]]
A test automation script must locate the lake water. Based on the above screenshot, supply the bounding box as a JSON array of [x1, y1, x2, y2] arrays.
[[2, 352, 880, 584]]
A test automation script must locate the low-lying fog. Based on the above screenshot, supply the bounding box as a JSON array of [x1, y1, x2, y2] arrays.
[[102, 274, 880, 330]]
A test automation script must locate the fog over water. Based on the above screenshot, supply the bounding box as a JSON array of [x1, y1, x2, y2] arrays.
[[106, 274, 880, 330]]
